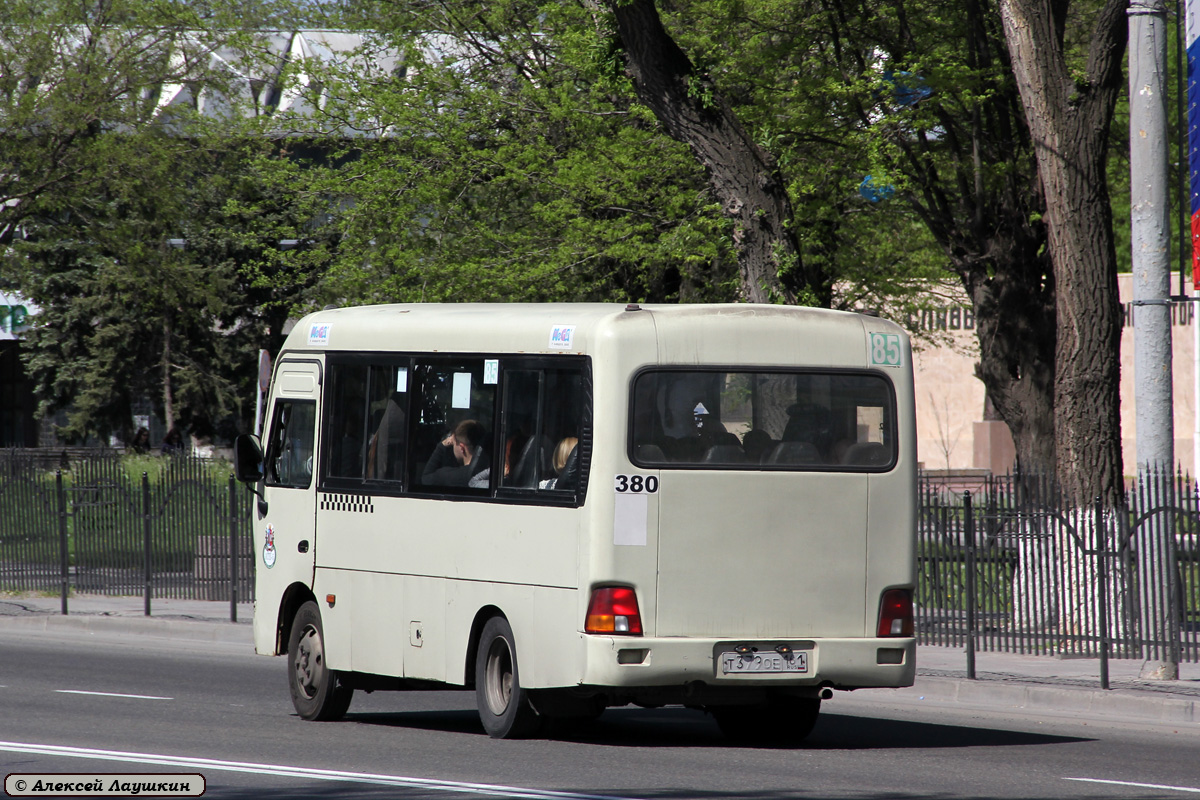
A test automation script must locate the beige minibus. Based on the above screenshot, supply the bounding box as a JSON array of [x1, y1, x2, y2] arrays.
[[234, 302, 916, 742]]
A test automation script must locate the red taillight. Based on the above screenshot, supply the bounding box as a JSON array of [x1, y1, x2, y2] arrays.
[[877, 588, 914, 637], [585, 586, 643, 635]]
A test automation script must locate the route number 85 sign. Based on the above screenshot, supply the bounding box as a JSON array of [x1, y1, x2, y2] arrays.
[[869, 332, 902, 367]]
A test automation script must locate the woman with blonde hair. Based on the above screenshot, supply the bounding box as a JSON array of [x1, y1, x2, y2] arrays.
[[540, 436, 578, 489]]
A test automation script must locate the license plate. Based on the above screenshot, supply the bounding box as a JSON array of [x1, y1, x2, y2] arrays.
[[720, 650, 808, 674]]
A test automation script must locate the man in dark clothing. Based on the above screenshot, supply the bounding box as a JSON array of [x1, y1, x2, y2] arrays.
[[422, 419, 489, 487]]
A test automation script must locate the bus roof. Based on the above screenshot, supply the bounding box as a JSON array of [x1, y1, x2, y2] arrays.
[[282, 303, 907, 366]]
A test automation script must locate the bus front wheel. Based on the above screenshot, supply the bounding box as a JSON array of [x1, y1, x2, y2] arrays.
[[710, 695, 820, 745], [287, 601, 353, 721], [475, 616, 542, 738]]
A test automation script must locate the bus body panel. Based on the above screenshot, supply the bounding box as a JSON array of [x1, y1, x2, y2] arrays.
[[313, 498, 582, 682], [651, 304, 868, 369], [654, 471, 869, 638], [863, 466, 919, 635], [311, 566, 354, 668], [442, 581, 582, 688], [313, 567, 583, 688], [581, 306, 915, 686], [579, 311, 662, 643], [316, 498, 581, 587], [861, 335, 918, 635], [284, 303, 622, 357]]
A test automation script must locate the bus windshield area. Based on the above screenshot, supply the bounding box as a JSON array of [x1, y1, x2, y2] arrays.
[[630, 370, 895, 470]]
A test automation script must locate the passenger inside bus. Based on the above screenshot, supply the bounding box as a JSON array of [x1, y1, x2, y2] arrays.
[[539, 436, 578, 489], [741, 429, 773, 463], [366, 393, 406, 480], [422, 419, 490, 487], [336, 410, 364, 476]]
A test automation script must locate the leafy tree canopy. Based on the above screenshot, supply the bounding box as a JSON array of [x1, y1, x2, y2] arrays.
[[6, 132, 333, 441], [303, 0, 946, 310]]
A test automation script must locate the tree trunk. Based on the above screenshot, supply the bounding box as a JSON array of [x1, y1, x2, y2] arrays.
[[162, 313, 175, 432], [998, 0, 1126, 505], [965, 260, 1057, 478], [606, 0, 828, 305]]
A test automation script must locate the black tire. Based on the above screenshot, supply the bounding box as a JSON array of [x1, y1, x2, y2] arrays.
[[475, 616, 542, 739], [710, 695, 820, 746], [287, 600, 352, 721]]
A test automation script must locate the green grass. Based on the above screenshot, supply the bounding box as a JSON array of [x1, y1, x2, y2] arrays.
[[917, 553, 1017, 613]]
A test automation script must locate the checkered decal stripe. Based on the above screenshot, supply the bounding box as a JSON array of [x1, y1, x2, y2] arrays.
[[319, 494, 375, 514]]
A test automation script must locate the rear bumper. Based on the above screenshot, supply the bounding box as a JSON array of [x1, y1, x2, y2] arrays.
[[579, 635, 915, 690]]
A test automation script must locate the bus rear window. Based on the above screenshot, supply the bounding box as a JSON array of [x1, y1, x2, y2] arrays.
[[630, 370, 896, 470]]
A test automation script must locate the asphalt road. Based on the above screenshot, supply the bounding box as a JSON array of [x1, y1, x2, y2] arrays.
[[2, 625, 1199, 800]]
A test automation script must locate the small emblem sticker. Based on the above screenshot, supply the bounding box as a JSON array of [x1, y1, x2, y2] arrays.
[[308, 323, 331, 347], [263, 525, 277, 569], [549, 324, 576, 350]]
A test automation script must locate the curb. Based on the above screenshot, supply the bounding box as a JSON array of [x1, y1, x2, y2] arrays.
[[0, 613, 253, 645], [889, 675, 1199, 724]]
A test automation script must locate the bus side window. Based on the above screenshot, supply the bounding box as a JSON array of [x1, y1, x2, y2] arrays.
[[409, 359, 497, 492], [265, 401, 316, 489], [366, 364, 407, 481], [500, 370, 544, 488], [630, 370, 894, 470], [324, 361, 410, 488], [500, 367, 584, 493], [327, 365, 369, 481]]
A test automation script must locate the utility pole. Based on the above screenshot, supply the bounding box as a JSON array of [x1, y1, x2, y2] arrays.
[[1129, 0, 1179, 680], [1188, 0, 1200, 530]]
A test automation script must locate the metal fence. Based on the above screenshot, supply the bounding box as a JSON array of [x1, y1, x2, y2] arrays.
[[0, 450, 252, 617], [918, 469, 1200, 677]]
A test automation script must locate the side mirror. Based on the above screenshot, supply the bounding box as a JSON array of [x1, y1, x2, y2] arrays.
[[234, 434, 265, 484]]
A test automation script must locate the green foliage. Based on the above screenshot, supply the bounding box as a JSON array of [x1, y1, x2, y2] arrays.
[[7, 134, 334, 441], [298, 0, 955, 314], [651, 0, 952, 306], [0, 0, 330, 442], [0, 0, 291, 236], [300, 1, 739, 304]]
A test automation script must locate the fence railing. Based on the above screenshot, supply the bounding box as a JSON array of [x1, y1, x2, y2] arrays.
[[0, 451, 252, 619], [918, 468, 1200, 679]]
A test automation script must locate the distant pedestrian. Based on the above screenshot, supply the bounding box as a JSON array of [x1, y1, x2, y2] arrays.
[[160, 426, 185, 456], [130, 427, 150, 454]]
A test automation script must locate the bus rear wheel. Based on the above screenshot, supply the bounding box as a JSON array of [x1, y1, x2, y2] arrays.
[[710, 695, 820, 746], [288, 600, 353, 721], [475, 616, 542, 739]]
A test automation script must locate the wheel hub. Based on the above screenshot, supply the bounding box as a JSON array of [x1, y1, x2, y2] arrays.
[[295, 625, 323, 699], [484, 639, 514, 715]]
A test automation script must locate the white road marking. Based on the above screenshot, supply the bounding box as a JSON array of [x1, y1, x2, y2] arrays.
[[56, 690, 172, 700], [1066, 777, 1200, 794], [0, 742, 643, 800]]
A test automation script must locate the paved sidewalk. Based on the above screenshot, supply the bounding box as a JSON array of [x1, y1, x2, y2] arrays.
[[895, 643, 1200, 725], [2, 592, 1198, 723], [0, 591, 252, 643]]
